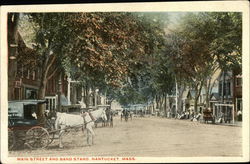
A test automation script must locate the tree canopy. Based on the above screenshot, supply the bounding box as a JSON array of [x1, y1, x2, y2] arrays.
[[12, 11, 242, 117]]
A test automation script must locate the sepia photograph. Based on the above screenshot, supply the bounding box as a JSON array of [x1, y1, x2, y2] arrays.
[[1, 1, 249, 163]]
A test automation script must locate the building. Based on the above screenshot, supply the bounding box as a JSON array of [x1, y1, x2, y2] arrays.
[[8, 30, 68, 112], [210, 69, 242, 122], [8, 32, 40, 101]]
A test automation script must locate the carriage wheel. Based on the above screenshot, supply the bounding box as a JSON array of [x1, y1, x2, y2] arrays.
[[8, 128, 15, 150], [25, 127, 50, 149]]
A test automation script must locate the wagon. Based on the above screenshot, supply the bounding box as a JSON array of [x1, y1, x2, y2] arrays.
[[8, 99, 56, 150], [8, 100, 106, 150], [203, 108, 215, 124]]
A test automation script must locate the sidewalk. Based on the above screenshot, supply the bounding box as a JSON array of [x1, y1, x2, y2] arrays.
[[214, 121, 242, 127]]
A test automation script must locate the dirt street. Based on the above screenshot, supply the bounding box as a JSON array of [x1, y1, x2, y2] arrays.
[[9, 116, 242, 157]]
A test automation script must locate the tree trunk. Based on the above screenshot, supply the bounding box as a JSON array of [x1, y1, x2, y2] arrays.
[[177, 85, 186, 113], [222, 71, 225, 103], [155, 95, 159, 109], [37, 73, 48, 124], [164, 93, 167, 116], [83, 85, 90, 108], [194, 81, 204, 113], [159, 94, 164, 112], [204, 79, 210, 108], [37, 52, 54, 124]]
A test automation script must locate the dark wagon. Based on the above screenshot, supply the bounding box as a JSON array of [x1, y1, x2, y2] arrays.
[[203, 108, 215, 124], [8, 100, 53, 150]]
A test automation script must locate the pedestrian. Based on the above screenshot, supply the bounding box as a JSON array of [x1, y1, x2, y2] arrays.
[[218, 111, 224, 123], [237, 110, 242, 121]]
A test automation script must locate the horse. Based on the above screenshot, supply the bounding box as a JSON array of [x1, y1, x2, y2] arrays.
[[55, 108, 107, 148]]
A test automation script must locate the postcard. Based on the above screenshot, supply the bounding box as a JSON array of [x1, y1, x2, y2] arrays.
[[0, 1, 249, 163]]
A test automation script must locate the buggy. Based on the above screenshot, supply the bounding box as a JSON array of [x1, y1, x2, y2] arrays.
[[8, 99, 54, 150], [203, 108, 215, 124]]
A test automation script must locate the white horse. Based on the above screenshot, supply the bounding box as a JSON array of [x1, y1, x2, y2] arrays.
[[55, 108, 107, 148]]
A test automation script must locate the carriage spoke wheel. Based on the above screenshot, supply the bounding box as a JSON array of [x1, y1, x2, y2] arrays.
[[25, 127, 50, 149], [8, 128, 15, 150]]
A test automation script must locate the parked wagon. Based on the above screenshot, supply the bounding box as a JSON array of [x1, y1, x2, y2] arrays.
[[8, 100, 103, 150], [8, 99, 56, 150], [203, 108, 215, 124]]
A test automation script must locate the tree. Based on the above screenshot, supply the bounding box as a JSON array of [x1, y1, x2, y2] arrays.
[[20, 13, 73, 123], [63, 12, 167, 108], [165, 12, 242, 112], [16, 12, 167, 122]]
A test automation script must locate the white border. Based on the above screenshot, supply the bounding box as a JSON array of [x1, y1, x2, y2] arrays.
[[1, 1, 249, 163]]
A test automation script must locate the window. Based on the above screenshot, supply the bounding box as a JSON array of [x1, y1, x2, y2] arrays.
[[27, 69, 30, 79], [45, 97, 57, 110], [227, 82, 231, 96], [25, 88, 37, 99], [219, 82, 222, 96], [32, 71, 36, 80], [223, 82, 227, 96], [237, 98, 242, 111], [16, 63, 23, 78], [236, 77, 242, 86]]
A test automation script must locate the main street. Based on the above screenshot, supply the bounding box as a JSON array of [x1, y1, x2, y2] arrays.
[[9, 116, 242, 157]]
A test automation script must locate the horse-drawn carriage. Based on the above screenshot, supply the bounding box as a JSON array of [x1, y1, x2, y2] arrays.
[[8, 99, 54, 150], [8, 100, 107, 150], [203, 108, 215, 124]]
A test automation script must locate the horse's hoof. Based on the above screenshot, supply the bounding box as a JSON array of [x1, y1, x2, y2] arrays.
[[59, 146, 64, 149]]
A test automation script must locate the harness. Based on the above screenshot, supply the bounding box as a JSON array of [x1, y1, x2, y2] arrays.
[[82, 112, 95, 125], [89, 112, 96, 122], [82, 109, 106, 126]]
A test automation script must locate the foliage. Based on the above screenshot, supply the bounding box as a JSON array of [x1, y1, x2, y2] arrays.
[[164, 12, 242, 111], [13, 11, 242, 114]]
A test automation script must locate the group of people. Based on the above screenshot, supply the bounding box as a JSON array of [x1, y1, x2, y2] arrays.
[[121, 109, 132, 121], [177, 111, 202, 121]]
